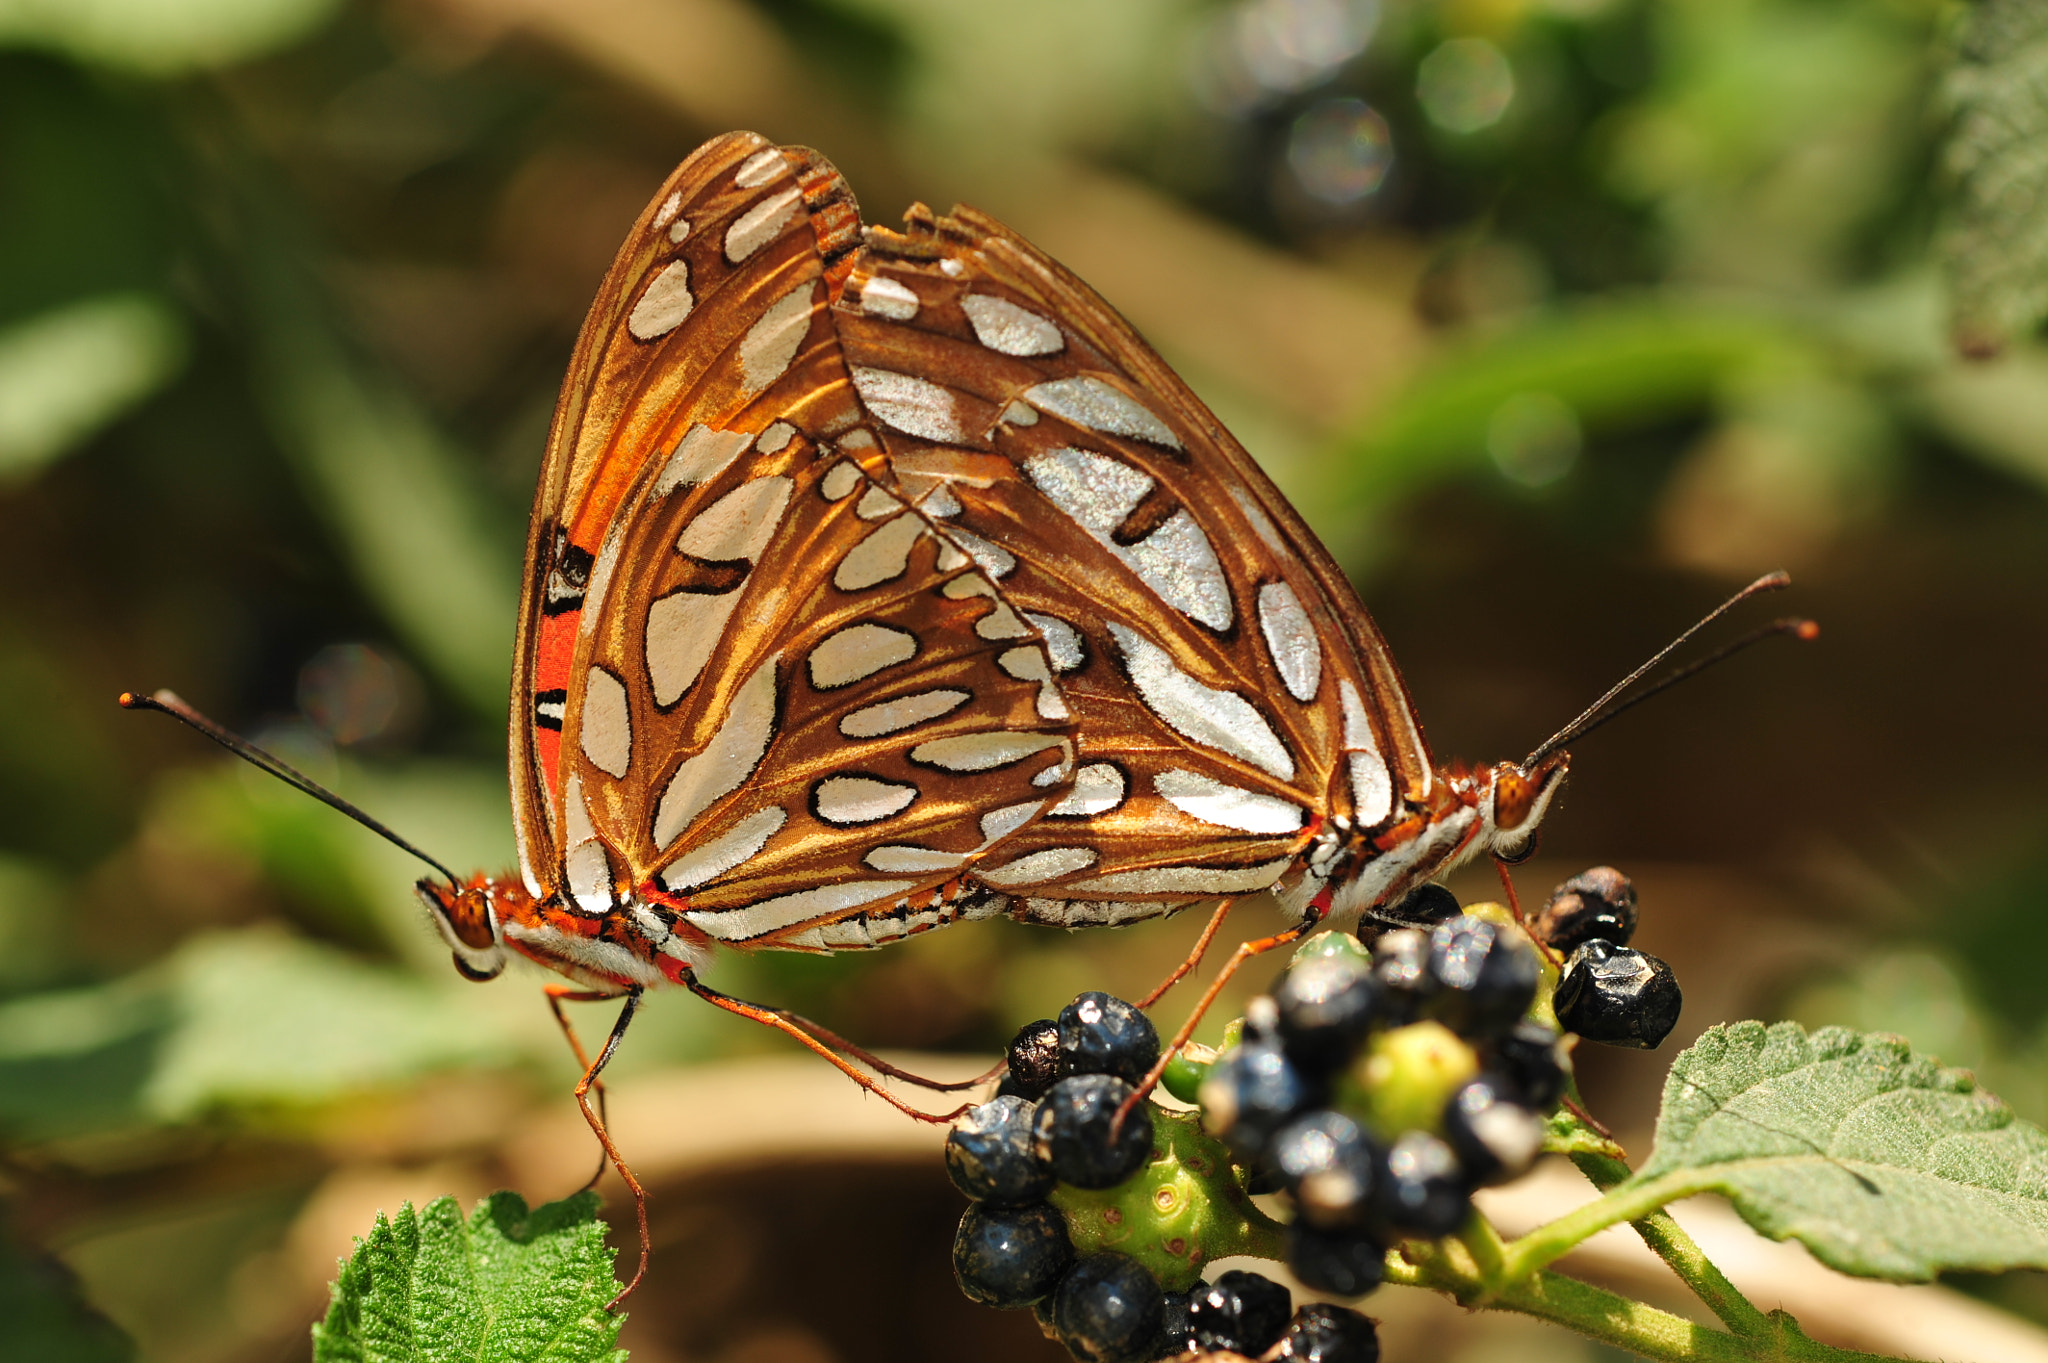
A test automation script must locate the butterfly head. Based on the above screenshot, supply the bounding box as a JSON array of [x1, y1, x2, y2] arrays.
[[417, 872, 525, 982], [1482, 751, 1570, 864]]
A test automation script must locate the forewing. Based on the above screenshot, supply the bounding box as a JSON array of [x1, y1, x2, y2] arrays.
[[832, 205, 1436, 916], [511, 136, 1073, 950]]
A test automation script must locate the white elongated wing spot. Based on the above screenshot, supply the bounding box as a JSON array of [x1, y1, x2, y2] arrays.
[[725, 186, 801, 262], [1258, 582, 1322, 702], [1024, 376, 1181, 449], [735, 148, 788, 187], [1049, 763, 1126, 817], [978, 799, 1046, 845], [628, 260, 693, 340], [740, 283, 814, 393], [1026, 448, 1229, 629], [687, 880, 915, 943], [565, 838, 614, 915], [1154, 768, 1305, 835], [978, 847, 1098, 886], [849, 366, 965, 443], [1027, 614, 1085, 672], [652, 657, 779, 849], [834, 513, 926, 591], [756, 421, 795, 453], [580, 666, 632, 777], [658, 806, 787, 891], [676, 475, 793, 563], [856, 486, 902, 519], [839, 688, 971, 738], [912, 732, 1066, 772], [940, 526, 1016, 579], [860, 276, 920, 320], [865, 844, 967, 873], [578, 518, 627, 639], [1063, 858, 1295, 896], [653, 424, 751, 497], [1339, 680, 1394, 824], [809, 623, 918, 688], [645, 591, 743, 706], [653, 190, 683, 231], [820, 460, 862, 500], [961, 294, 1063, 356], [1108, 623, 1295, 780], [974, 600, 1031, 640], [998, 647, 1051, 682], [813, 775, 918, 824]]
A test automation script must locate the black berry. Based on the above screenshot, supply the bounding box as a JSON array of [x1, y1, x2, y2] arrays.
[[1371, 882, 1461, 930], [1489, 1019, 1568, 1109], [1053, 1253, 1165, 1363], [1533, 866, 1638, 952], [1001, 1018, 1062, 1099], [953, 1202, 1073, 1308], [1033, 1074, 1154, 1188], [1058, 992, 1160, 1086], [1371, 1130, 1471, 1237], [1555, 941, 1682, 1048], [1198, 1028, 1319, 1161], [1368, 928, 1438, 1025], [1275, 1303, 1381, 1362], [1442, 1076, 1544, 1186], [1271, 1109, 1379, 1228], [947, 1096, 1055, 1205], [1274, 956, 1380, 1073], [1427, 915, 1539, 1036], [1188, 1269, 1292, 1356], [1287, 1220, 1385, 1297], [1153, 1288, 1193, 1358]]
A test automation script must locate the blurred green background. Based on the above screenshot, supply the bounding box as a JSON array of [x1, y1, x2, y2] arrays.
[[4, 0, 2048, 1359]]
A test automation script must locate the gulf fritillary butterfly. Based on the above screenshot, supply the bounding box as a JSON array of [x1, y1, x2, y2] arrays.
[[125, 131, 1801, 1306]]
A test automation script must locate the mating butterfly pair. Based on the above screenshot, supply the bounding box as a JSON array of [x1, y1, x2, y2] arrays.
[[417, 131, 1567, 1022]]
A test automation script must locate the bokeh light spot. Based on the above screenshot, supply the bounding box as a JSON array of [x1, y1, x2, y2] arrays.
[[298, 643, 410, 746], [1417, 38, 1516, 134], [1487, 392, 1581, 487], [1287, 98, 1395, 205]]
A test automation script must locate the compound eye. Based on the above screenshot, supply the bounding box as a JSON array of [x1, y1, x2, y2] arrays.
[[417, 878, 507, 981]]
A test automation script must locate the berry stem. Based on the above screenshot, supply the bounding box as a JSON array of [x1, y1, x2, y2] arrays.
[[1494, 1165, 1721, 1280], [1570, 1150, 1773, 1339]]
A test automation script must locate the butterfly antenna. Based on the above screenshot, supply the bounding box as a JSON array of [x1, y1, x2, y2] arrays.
[[118, 688, 462, 887], [1523, 572, 1818, 769]]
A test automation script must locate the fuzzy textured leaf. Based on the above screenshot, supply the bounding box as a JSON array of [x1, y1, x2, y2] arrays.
[[1634, 1021, 2048, 1280], [311, 1192, 626, 1363], [1941, 0, 2048, 354]]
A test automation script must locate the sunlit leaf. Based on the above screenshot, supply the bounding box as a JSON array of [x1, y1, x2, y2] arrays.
[[310, 1193, 627, 1363], [0, 294, 184, 482], [0, 0, 339, 74]]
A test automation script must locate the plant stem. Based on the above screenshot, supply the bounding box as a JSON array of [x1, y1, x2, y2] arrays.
[[1571, 1151, 1772, 1338], [1499, 1166, 1719, 1280]]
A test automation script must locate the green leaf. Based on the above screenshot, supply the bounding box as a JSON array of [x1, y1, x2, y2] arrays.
[[311, 1192, 627, 1363], [0, 294, 185, 482], [0, 1205, 135, 1363], [1633, 1020, 2048, 1280], [1940, 0, 2048, 355]]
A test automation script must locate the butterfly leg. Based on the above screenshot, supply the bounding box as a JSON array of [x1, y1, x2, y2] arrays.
[[766, 1008, 1008, 1092], [1492, 855, 1565, 968], [1113, 913, 1316, 1139], [545, 984, 625, 1192], [679, 970, 975, 1123], [563, 987, 651, 1310], [1134, 897, 1237, 1010]]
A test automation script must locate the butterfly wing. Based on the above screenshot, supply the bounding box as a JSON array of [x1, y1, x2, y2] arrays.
[[511, 135, 1074, 955], [832, 204, 1439, 923]]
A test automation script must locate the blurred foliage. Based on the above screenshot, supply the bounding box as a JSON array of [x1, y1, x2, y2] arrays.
[[0, 0, 2046, 1359]]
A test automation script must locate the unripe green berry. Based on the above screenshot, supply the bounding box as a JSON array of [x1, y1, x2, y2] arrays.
[[1290, 929, 1372, 967], [1344, 1020, 1480, 1141]]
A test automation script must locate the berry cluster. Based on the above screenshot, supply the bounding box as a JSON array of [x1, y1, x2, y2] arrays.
[[1537, 868, 1682, 1049], [950, 992, 1379, 1361]]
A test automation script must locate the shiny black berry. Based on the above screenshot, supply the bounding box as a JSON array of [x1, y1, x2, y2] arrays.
[[1370, 1130, 1471, 1237], [1053, 1252, 1165, 1363], [1275, 1303, 1382, 1362], [1033, 1074, 1154, 1188], [1368, 928, 1438, 1025], [1555, 940, 1683, 1048], [1274, 956, 1380, 1073], [1000, 1018, 1062, 1099], [953, 1202, 1073, 1308], [1271, 1109, 1379, 1228], [1287, 1220, 1385, 1297], [1058, 992, 1160, 1086], [1188, 1269, 1292, 1356], [947, 1096, 1055, 1205], [1442, 1076, 1544, 1186], [1490, 1019, 1568, 1109], [1427, 915, 1539, 1037], [1198, 1027, 1319, 1162], [1153, 1288, 1193, 1358], [1533, 866, 1638, 952], [1370, 882, 1461, 930]]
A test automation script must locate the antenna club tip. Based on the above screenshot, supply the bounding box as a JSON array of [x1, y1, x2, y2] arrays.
[[1794, 619, 1821, 640], [117, 691, 140, 708]]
